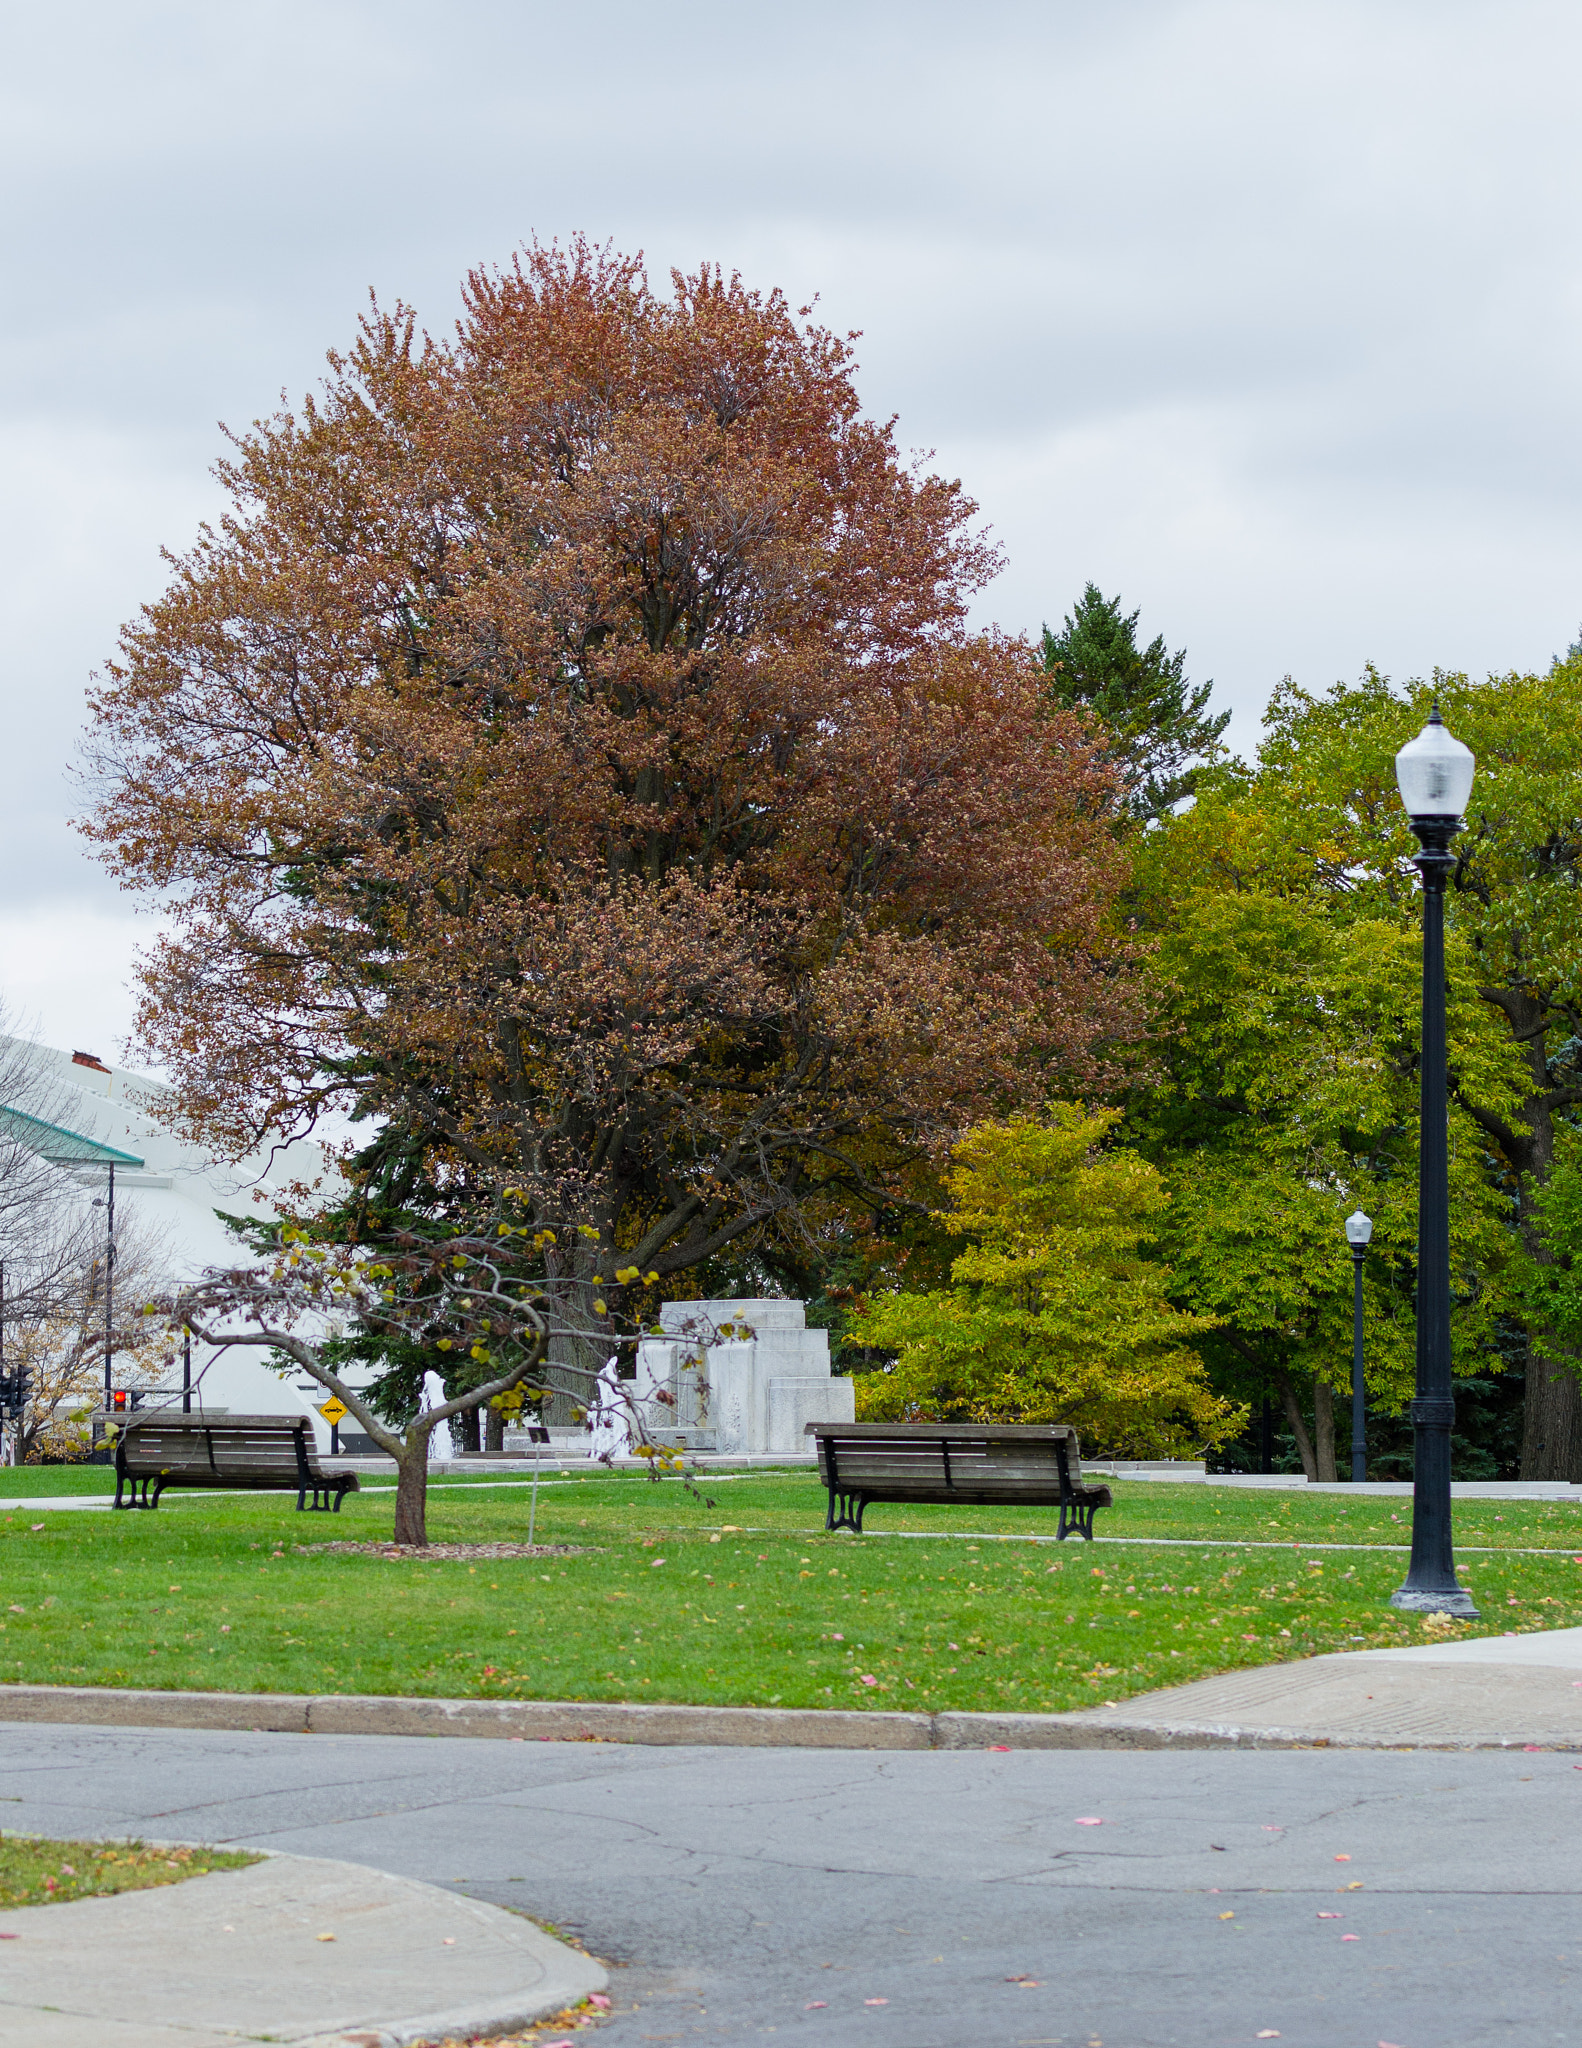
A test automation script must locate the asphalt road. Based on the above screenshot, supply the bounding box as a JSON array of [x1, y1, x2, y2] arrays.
[[0, 1722, 1574, 2047]]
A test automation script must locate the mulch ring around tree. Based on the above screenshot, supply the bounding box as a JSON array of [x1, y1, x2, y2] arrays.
[[293, 1542, 590, 1560]]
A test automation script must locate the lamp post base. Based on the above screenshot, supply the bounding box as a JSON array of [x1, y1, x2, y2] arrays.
[[1388, 1586, 1480, 1619]]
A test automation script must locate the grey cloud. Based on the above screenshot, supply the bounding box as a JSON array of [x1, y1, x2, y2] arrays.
[[4, 0, 1582, 1036]]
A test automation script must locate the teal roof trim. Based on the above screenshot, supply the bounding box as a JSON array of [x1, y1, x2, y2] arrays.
[[0, 1105, 144, 1169]]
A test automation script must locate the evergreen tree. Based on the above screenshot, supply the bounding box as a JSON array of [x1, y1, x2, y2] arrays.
[[1040, 583, 1230, 821]]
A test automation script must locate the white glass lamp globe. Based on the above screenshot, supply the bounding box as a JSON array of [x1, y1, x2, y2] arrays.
[[1344, 1208, 1373, 1247], [1394, 708, 1475, 819]]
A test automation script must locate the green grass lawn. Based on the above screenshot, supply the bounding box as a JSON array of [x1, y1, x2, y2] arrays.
[[0, 1465, 130, 1495], [1, 1470, 1579, 1715], [0, 1835, 258, 1909]]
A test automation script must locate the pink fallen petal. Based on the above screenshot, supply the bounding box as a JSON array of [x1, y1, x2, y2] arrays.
[[1074, 1817, 1104, 1826], [805, 2001, 827, 2009], [1317, 1912, 1343, 1919], [0, 1933, 17, 1941], [1524, 1745, 1542, 1752], [864, 1996, 890, 2005], [1380, 2041, 1407, 2047], [988, 1744, 1011, 1752], [1341, 1933, 1360, 1941], [1257, 2033, 1281, 2040], [588, 1993, 612, 2009], [861, 1675, 878, 1686]]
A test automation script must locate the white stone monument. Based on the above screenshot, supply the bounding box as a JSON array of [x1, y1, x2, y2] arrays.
[[634, 1298, 855, 1455]]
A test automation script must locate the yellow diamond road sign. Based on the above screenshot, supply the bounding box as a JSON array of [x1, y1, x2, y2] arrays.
[[317, 1396, 349, 1426]]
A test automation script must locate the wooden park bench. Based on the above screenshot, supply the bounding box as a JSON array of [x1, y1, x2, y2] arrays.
[[806, 1421, 1113, 1539], [107, 1413, 361, 1514]]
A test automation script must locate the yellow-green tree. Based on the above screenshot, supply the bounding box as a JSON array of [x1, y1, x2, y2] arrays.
[[847, 1106, 1241, 1456]]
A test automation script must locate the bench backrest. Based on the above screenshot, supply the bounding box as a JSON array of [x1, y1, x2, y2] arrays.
[[806, 1422, 1083, 1493], [118, 1415, 311, 1482]]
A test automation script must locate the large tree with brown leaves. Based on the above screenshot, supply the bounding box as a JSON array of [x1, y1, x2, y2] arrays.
[[81, 242, 1136, 1341]]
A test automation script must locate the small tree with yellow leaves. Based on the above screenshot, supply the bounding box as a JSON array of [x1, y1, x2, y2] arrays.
[[848, 1105, 1241, 1458]]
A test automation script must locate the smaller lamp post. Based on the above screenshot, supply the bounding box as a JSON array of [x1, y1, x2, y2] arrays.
[[1344, 1209, 1372, 1481]]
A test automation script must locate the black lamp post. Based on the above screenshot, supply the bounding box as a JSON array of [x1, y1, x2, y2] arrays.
[[1390, 707, 1479, 1619], [1344, 1208, 1372, 1482]]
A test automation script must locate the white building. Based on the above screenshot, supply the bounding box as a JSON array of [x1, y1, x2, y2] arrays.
[[2, 1039, 351, 1449]]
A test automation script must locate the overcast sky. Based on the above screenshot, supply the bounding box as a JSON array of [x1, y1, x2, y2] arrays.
[[5, 0, 1582, 1058]]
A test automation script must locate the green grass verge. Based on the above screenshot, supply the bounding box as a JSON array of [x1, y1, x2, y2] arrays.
[[0, 1835, 259, 1910], [0, 1466, 127, 1495], [1, 1472, 1579, 1715]]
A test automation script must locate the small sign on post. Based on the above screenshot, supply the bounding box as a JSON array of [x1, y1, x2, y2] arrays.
[[317, 1395, 349, 1456]]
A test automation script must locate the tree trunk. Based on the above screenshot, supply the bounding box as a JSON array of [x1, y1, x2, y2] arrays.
[[485, 1401, 505, 1452], [391, 1434, 429, 1546], [455, 1402, 480, 1454], [1312, 1378, 1338, 1483], [1275, 1370, 1318, 1480], [1521, 1341, 1582, 1480]]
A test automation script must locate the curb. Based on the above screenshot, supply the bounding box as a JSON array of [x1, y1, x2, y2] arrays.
[[0, 1679, 1572, 1751], [0, 1846, 605, 2047], [264, 1851, 611, 2048]]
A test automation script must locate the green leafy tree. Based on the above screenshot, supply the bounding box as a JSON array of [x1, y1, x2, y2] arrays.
[[1039, 583, 1230, 821], [1248, 664, 1582, 1476], [847, 1105, 1240, 1456], [1126, 786, 1522, 1477]]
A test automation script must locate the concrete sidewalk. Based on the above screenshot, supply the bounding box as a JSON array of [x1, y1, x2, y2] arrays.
[[0, 1850, 605, 2047], [1046, 1622, 1582, 1750]]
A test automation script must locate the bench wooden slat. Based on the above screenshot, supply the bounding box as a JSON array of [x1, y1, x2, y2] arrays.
[[111, 1413, 360, 1515], [806, 1421, 1111, 1539]]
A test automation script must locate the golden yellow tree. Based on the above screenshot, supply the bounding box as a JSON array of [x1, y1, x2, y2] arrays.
[[849, 1105, 1241, 1457]]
